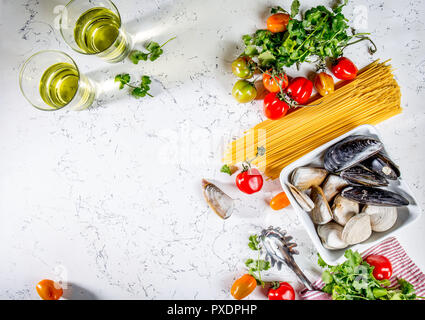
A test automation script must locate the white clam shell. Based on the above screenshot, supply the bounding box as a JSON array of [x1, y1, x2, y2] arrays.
[[317, 222, 348, 250], [286, 182, 315, 212], [310, 186, 333, 225], [332, 195, 359, 226], [342, 213, 372, 245], [362, 205, 397, 232], [322, 174, 349, 202], [291, 167, 328, 191]]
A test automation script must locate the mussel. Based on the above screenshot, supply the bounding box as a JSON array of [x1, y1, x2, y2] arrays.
[[291, 167, 328, 191], [324, 135, 383, 173], [341, 186, 409, 207], [202, 179, 234, 219], [340, 165, 389, 187], [362, 152, 400, 180]]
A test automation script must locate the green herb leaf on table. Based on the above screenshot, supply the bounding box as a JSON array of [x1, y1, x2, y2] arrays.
[[129, 37, 176, 64], [115, 74, 153, 99], [248, 235, 261, 251], [220, 164, 232, 175], [290, 0, 300, 18]]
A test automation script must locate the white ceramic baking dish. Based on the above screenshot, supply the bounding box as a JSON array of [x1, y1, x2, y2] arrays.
[[280, 124, 422, 264]]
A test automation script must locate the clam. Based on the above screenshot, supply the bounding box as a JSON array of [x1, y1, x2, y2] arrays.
[[362, 205, 398, 232], [322, 174, 349, 202], [291, 167, 328, 191], [331, 195, 359, 226], [310, 186, 333, 225], [202, 179, 234, 219], [340, 165, 389, 187], [341, 186, 409, 207], [317, 222, 348, 250], [324, 135, 383, 173], [286, 182, 315, 212], [362, 152, 400, 180], [342, 213, 372, 245]]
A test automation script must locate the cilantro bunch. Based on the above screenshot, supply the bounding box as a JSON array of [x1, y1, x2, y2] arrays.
[[242, 0, 376, 69], [318, 250, 423, 300], [130, 37, 176, 64], [245, 235, 270, 286], [115, 74, 153, 98]]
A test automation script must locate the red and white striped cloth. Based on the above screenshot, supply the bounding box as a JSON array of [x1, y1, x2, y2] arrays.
[[300, 237, 425, 300]]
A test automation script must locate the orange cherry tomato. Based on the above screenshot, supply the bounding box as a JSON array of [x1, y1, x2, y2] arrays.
[[231, 274, 257, 300], [270, 192, 291, 210], [314, 72, 335, 96], [36, 279, 63, 300], [267, 13, 290, 33], [263, 70, 289, 93]]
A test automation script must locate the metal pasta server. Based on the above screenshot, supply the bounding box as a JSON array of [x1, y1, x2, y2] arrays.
[[260, 226, 314, 291]]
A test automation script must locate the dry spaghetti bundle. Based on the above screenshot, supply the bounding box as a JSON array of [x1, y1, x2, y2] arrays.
[[223, 60, 402, 180]]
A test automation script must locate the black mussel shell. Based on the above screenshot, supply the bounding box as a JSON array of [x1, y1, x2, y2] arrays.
[[324, 135, 383, 173], [341, 186, 409, 207], [362, 152, 400, 180], [340, 165, 389, 187]]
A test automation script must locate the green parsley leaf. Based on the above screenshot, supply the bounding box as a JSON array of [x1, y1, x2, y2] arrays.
[[220, 164, 232, 175], [114, 73, 130, 89], [290, 0, 300, 18], [129, 37, 176, 64], [248, 235, 260, 251]]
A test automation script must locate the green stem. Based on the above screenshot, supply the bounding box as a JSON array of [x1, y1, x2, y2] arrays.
[[160, 36, 176, 48]]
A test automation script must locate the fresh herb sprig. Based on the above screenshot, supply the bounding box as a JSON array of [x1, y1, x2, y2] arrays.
[[130, 37, 176, 64], [115, 74, 153, 98], [318, 249, 424, 300], [242, 0, 376, 70], [245, 235, 270, 287]]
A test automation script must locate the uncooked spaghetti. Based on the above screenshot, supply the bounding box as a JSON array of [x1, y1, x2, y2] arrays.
[[223, 60, 402, 180]]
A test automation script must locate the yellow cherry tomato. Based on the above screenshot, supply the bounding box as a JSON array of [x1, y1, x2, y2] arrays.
[[270, 192, 290, 210], [36, 279, 63, 300], [231, 274, 257, 300], [314, 72, 335, 96]]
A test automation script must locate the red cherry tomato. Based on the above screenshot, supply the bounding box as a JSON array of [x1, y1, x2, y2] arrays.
[[263, 70, 289, 93], [285, 77, 313, 105], [268, 282, 295, 300], [267, 13, 290, 33], [236, 168, 263, 194], [365, 255, 393, 280], [36, 279, 63, 300], [263, 92, 290, 120], [331, 57, 358, 80]]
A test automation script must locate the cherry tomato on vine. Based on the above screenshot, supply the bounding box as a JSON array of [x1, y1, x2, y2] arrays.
[[331, 57, 358, 80], [267, 13, 290, 33], [268, 282, 295, 300], [270, 192, 290, 210], [365, 255, 393, 280], [262, 70, 289, 93], [236, 168, 263, 194], [232, 80, 257, 103], [263, 92, 290, 120], [231, 274, 257, 300], [285, 77, 313, 105], [36, 279, 63, 300], [232, 56, 254, 79], [314, 72, 335, 96]]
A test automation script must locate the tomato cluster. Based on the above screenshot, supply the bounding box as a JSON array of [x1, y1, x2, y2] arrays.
[[230, 10, 359, 120]]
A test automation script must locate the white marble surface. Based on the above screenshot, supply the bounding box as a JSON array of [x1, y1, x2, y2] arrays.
[[0, 0, 424, 299]]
